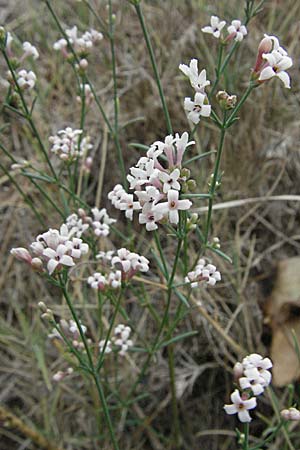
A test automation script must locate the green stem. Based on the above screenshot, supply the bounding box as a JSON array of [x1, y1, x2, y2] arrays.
[[58, 275, 120, 450], [209, 43, 225, 100], [134, 3, 173, 134], [1, 49, 57, 180], [243, 422, 249, 450], [204, 122, 226, 244], [108, 0, 127, 188]]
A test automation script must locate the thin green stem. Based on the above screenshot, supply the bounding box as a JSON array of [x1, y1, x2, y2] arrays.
[[1, 49, 57, 180], [58, 274, 120, 450], [134, 3, 172, 134], [108, 0, 127, 187], [243, 422, 249, 450], [204, 123, 226, 245]]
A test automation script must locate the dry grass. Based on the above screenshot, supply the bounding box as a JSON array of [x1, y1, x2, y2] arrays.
[[1, 0, 300, 449]]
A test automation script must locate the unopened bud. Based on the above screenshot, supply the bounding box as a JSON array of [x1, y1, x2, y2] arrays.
[[180, 167, 190, 180], [79, 58, 88, 69], [190, 213, 199, 224], [253, 36, 273, 73], [187, 179, 197, 192], [41, 312, 53, 322], [31, 257, 43, 270], [38, 302, 48, 313], [233, 362, 244, 381], [281, 407, 300, 421], [216, 90, 237, 110]]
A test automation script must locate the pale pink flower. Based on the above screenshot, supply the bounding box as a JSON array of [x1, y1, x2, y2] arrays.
[[43, 244, 75, 275], [224, 390, 257, 422], [154, 189, 192, 224], [202, 16, 226, 39], [184, 93, 211, 124], [179, 59, 210, 93], [227, 20, 247, 42]]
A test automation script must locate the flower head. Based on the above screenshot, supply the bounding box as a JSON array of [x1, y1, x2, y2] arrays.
[[202, 16, 226, 39], [224, 389, 257, 422], [227, 20, 247, 42], [184, 93, 211, 124]]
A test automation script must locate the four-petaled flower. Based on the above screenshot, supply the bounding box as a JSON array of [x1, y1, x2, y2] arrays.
[[154, 190, 192, 224], [224, 389, 257, 423], [43, 244, 75, 275], [227, 20, 247, 42], [202, 16, 226, 39], [259, 50, 293, 88], [184, 92, 211, 124]]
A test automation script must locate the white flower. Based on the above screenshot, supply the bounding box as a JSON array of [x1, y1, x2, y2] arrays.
[[53, 38, 67, 50], [17, 69, 36, 90], [108, 270, 122, 289], [113, 324, 133, 356], [65, 238, 89, 259], [119, 193, 141, 220], [242, 353, 272, 386], [227, 20, 247, 42], [138, 206, 163, 231], [154, 189, 192, 224], [184, 92, 211, 124], [135, 186, 161, 209], [202, 16, 226, 39], [111, 248, 149, 275], [69, 319, 87, 335], [49, 128, 91, 162], [108, 184, 126, 208], [239, 374, 265, 396], [22, 41, 39, 59], [179, 59, 210, 93], [281, 407, 300, 421], [185, 258, 221, 287], [92, 222, 110, 237], [99, 339, 112, 354], [65, 213, 89, 238], [92, 208, 116, 225], [159, 168, 181, 193], [43, 244, 75, 275], [259, 50, 293, 88], [87, 272, 107, 290], [224, 389, 257, 422]]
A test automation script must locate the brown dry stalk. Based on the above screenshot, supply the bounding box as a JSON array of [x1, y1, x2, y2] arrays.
[[0, 405, 63, 450]]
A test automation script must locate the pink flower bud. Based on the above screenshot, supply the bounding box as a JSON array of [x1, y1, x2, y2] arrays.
[[253, 36, 273, 73], [31, 257, 43, 271], [233, 362, 244, 381], [80, 58, 88, 69], [10, 247, 32, 264]]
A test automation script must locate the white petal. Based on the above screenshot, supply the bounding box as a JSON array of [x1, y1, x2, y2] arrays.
[[259, 66, 275, 81], [169, 209, 179, 224], [47, 259, 59, 275], [224, 404, 238, 415], [276, 70, 291, 88], [238, 410, 252, 423], [200, 104, 211, 117]]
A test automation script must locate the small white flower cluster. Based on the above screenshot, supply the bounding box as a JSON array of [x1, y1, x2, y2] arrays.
[[49, 318, 88, 349], [179, 59, 211, 125], [91, 207, 117, 237], [1, 29, 39, 91], [202, 16, 247, 42], [11, 223, 89, 276], [109, 133, 194, 229], [65, 208, 116, 239], [49, 127, 92, 163], [22, 41, 39, 60], [87, 270, 122, 290], [53, 25, 103, 62], [99, 324, 133, 357], [224, 353, 273, 423], [185, 258, 221, 287], [255, 34, 293, 89], [88, 248, 150, 290], [281, 407, 300, 421], [16, 69, 36, 91]]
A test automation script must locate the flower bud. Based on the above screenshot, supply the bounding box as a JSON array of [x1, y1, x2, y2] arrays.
[[38, 302, 48, 313], [180, 167, 190, 180], [253, 36, 273, 73], [187, 179, 197, 192], [216, 90, 237, 110], [233, 362, 244, 381], [31, 257, 43, 271], [10, 247, 32, 264]]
